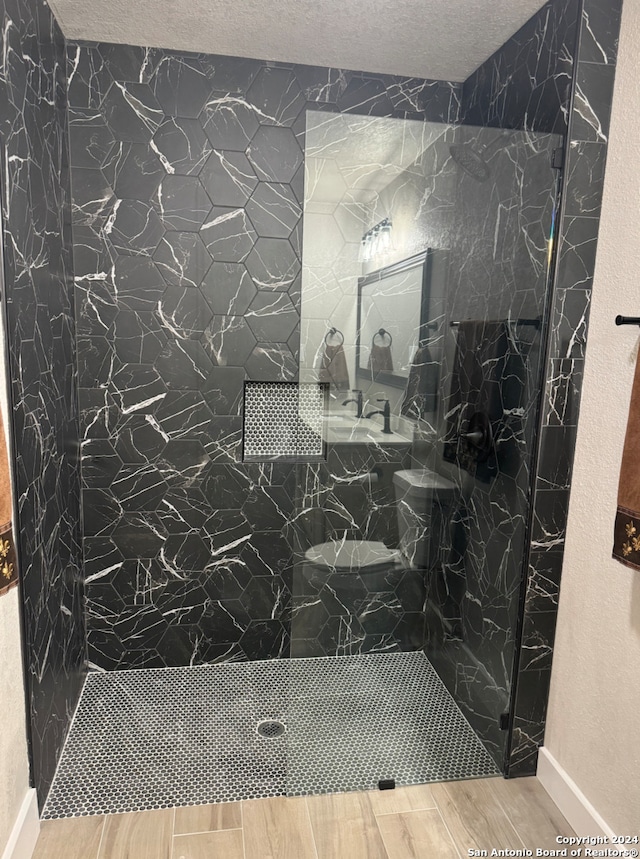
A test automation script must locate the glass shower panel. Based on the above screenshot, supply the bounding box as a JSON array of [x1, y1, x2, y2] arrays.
[[421, 124, 561, 767], [291, 112, 453, 658], [285, 112, 560, 795]]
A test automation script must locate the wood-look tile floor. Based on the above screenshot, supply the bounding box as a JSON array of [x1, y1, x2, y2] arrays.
[[33, 776, 574, 859]]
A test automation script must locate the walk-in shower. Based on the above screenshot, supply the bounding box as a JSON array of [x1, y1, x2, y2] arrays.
[[35, 33, 566, 814]]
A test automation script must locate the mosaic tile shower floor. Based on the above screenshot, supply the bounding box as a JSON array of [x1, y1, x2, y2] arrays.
[[42, 652, 499, 818]]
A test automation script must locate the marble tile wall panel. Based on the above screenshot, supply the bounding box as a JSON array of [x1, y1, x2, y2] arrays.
[[67, 42, 462, 670], [459, 0, 623, 776], [462, 0, 579, 134], [422, 125, 561, 765], [0, 0, 85, 804], [507, 0, 623, 776], [391, 0, 624, 776]]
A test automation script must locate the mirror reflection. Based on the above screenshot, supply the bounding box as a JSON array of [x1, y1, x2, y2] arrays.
[[300, 110, 450, 437], [356, 250, 434, 392]]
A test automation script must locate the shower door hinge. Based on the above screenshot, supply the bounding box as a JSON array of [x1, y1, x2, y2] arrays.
[[499, 712, 510, 731], [551, 147, 565, 170]]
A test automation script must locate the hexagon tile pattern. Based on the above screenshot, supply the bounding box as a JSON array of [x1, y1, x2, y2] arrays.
[[69, 41, 462, 670], [42, 652, 498, 818]]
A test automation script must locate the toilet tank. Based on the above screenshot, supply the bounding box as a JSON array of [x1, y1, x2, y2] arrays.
[[392, 468, 457, 569]]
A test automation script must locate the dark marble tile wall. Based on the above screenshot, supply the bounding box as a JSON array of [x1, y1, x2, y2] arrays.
[[462, 0, 579, 134], [506, 0, 622, 776], [450, 0, 623, 780], [414, 0, 582, 770], [422, 125, 561, 765], [67, 42, 462, 670], [0, 0, 85, 805], [415, 0, 621, 773]]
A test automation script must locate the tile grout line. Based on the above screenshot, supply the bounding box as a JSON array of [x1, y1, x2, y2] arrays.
[[169, 807, 176, 859], [435, 780, 528, 854], [485, 782, 529, 849], [94, 814, 108, 859], [240, 798, 246, 859], [371, 806, 393, 859], [434, 804, 465, 859], [173, 827, 244, 838], [430, 785, 465, 859], [373, 801, 439, 816], [303, 796, 321, 859]]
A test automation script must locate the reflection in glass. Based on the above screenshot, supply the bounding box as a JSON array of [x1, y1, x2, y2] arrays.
[[291, 108, 561, 786]]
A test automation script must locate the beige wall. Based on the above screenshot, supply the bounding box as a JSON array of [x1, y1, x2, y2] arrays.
[[544, 0, 640, 831], [0, 590, 30, 849], [0, 291, 30, 850]]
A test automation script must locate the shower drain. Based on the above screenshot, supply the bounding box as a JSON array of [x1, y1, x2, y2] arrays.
[[256, 719, 286, 738]]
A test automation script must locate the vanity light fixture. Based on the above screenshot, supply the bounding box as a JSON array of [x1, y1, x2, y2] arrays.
[[361, 217, 393, 261]]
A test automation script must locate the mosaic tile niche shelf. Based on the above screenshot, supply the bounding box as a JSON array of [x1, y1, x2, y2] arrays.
[[43, 652, 498, 818], [243, 381, 327, 461]]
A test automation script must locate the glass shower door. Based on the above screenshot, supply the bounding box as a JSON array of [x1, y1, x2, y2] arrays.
[[284, 111, 561, 795], [421, 124, 561, 767]]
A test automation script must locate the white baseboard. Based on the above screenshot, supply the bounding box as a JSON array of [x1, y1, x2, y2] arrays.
[[1, 790, 39, 859], [537, 747, 615, 837]]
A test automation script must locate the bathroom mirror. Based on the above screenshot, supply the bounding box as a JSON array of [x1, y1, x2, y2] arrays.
[[355, 251, 432, 389], [299, 110, 450, 418]]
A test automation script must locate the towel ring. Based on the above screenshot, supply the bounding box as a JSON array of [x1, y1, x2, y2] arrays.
[[372, 328, 393, 346], [325, 327, 344, 345]]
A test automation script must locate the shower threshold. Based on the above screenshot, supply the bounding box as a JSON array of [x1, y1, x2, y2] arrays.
[[42, 651, 498, 819]]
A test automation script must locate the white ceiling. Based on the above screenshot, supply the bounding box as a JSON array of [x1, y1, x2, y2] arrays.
[[49, 0, 549, 82]]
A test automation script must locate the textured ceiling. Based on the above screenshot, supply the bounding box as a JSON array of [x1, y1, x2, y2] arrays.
[[48, 0, 549, 82]]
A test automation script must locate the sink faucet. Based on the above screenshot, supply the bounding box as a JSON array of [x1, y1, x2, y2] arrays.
[[365, 398, 393, 434], [342, 389, 364, 418]]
